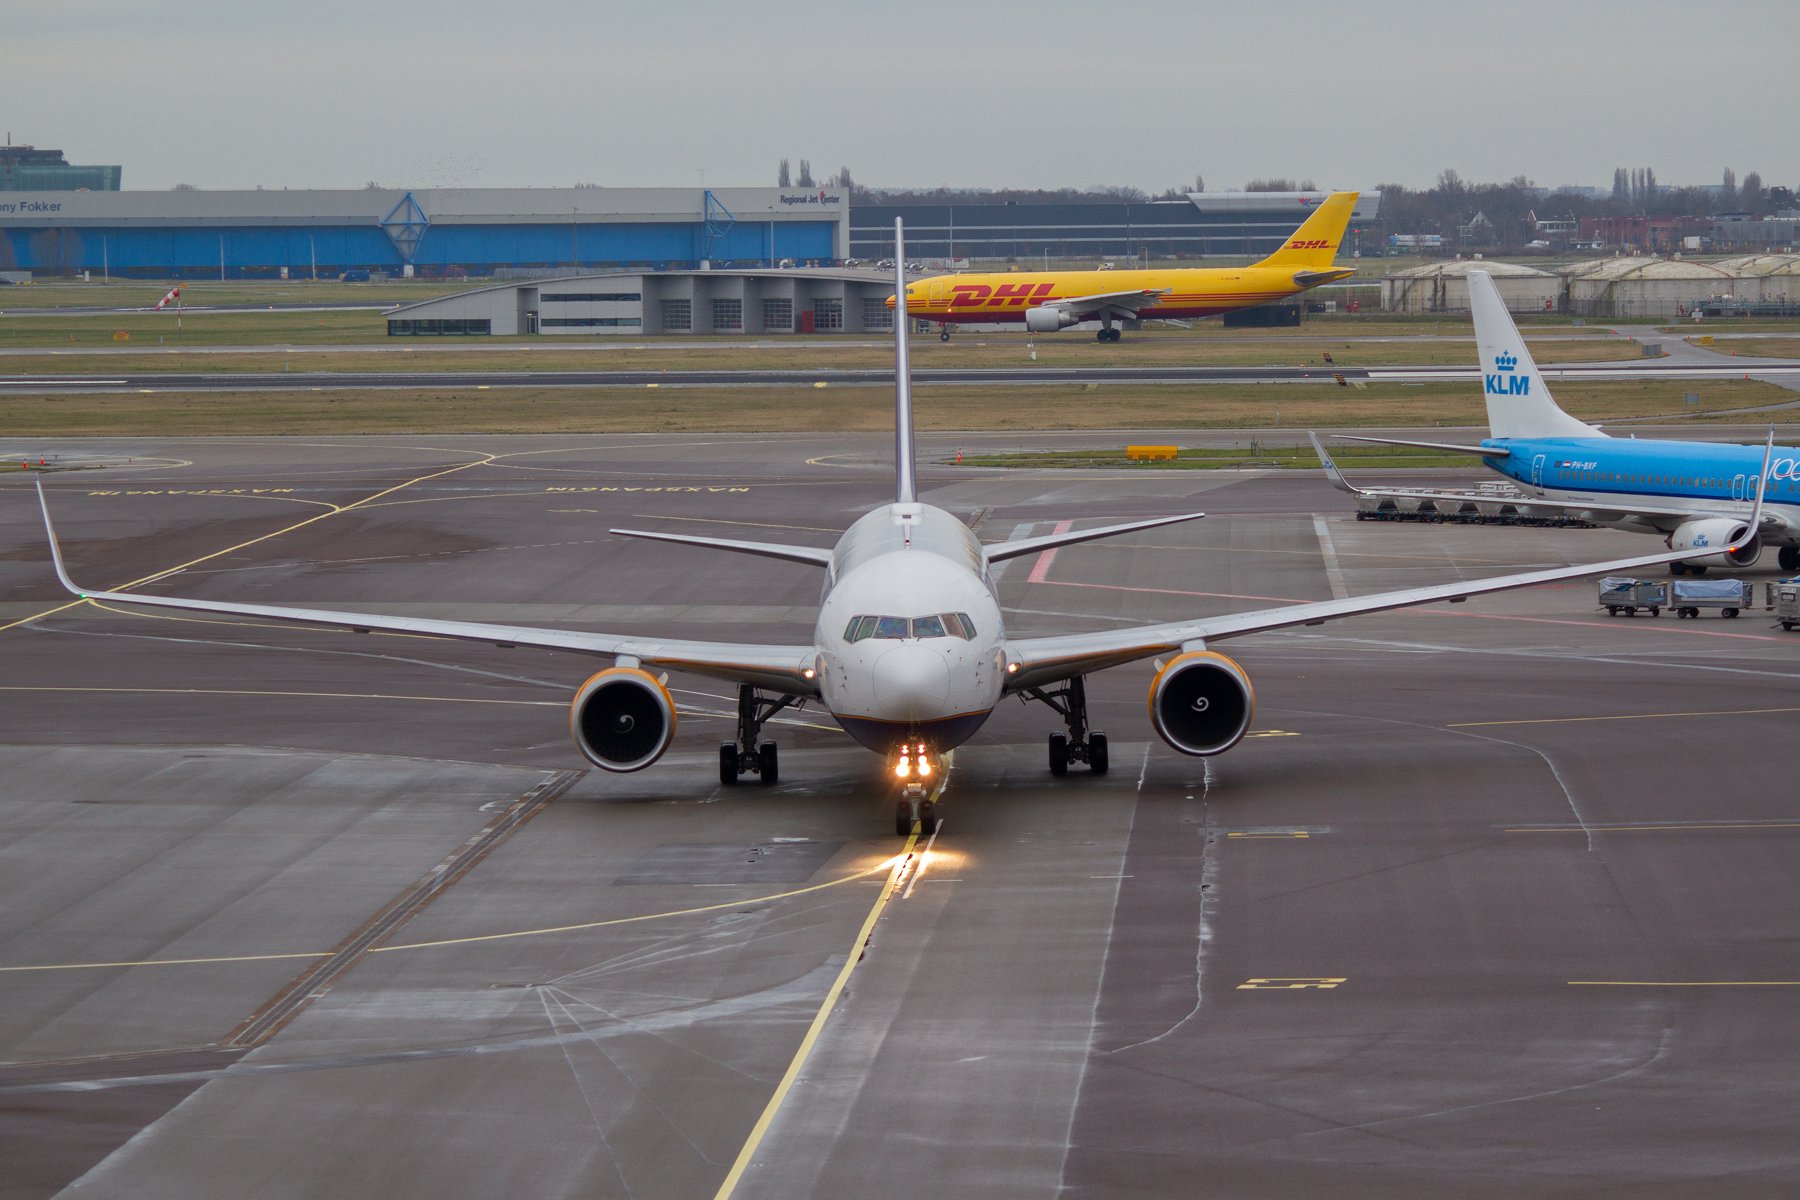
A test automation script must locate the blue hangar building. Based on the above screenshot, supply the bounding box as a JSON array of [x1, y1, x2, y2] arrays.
[[0, 187, 849, 279]]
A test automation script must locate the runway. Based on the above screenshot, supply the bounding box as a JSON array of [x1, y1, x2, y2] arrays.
[[2, 358, 1797, 394], [4, 433, 1799, 1197]]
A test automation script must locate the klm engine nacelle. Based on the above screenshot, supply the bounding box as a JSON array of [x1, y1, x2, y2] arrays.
[[1025, 306, 1078, 334], [1669, 517, 1760, 569], [1148, 651, 1256, 757], [570, 666, 677, 772]]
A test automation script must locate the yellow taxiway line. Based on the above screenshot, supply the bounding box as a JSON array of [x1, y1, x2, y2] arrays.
[[0, 852, 908, 973], [712, 814, 933, 1200]]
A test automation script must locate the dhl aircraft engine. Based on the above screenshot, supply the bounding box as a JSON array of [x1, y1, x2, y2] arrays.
[[1148, 651, 1256, 757], [1668, 518, 1759, 569], [1025, 306, 1078, 333], [570, 667, 677, 772]]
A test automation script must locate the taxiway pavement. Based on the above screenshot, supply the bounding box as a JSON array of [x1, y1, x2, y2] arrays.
[[3, 433, 1798, 1197]]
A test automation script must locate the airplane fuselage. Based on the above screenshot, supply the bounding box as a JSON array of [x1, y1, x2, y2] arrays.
[[1480, 437, 1800, 540], [897, 264, 1350, 327], [813, 503, 1006, 752]]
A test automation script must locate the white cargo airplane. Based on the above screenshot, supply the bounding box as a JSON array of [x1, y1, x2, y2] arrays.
[[35, 221, 1772, 837]]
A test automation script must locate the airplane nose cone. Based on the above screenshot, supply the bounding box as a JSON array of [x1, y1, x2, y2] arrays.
[[872, 645, 951, 721]]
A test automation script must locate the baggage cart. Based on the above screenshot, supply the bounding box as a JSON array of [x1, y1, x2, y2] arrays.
[[1597, 577, 1666, 617], [1671, 578, 1752, 619], [1772, 580, 1800, 630]]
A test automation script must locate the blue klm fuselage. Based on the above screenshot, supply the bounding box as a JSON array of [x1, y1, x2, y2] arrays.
[[1479, 437, 1800, 519]]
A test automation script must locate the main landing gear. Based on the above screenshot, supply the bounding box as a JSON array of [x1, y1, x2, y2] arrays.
[[719, 684, 798, 787], [1095, 324, 1121, 343], [1670, 561, 1708, 576], [1023, 675, 1109, 777], [940, 328, 951, 341], [1781, 546, 1800, 573]]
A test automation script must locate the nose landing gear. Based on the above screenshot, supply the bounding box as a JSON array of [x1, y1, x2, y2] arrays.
[[891, 742, 941, 836], [719, 684, 798, 786], [1024, 675, 1109, 776]]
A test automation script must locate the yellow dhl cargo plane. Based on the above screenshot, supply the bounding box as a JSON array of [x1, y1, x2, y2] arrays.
[[891, 190, 1360, 342]]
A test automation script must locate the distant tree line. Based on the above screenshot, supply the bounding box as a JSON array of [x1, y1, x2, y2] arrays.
[[1379, 166, 1792, 249]]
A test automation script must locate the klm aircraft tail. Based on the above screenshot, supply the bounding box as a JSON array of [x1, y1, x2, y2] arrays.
[[1254, 192, 1359, 270], [1468, 270, 1600, 440]]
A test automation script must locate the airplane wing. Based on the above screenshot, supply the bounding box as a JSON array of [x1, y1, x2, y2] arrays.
[[610, 528, 834, 568], [1044, 288, 1171, 318], [999, 435, 1775, 692], [984, 512, 1205, 563], [35, 482, 820, 696]]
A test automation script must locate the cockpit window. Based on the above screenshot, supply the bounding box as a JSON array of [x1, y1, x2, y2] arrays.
[[844, 613, 978, 642]]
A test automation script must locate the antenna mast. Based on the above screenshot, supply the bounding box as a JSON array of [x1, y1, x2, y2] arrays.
[[893, 217, 916, 503]]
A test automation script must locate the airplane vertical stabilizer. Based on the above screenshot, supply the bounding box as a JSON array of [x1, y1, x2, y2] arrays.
[[1469, 269, 1600, 440], [1253, 192, 1359, 270], [893, 217, 918, 505]]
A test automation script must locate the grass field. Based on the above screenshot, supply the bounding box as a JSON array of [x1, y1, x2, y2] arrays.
[[0, 307, 1635, 353], [0, 378, 1790, 439], [0, 279, 491, 310], [1693, 338, 1800, 359], [0, 335, 1649, 377]]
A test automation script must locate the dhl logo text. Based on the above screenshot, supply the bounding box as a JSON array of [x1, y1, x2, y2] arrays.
[[949, 282, 1057, 307], [1286, 239, 1332, 250]]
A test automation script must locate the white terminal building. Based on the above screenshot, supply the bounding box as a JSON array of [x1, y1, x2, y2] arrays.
[[387, 267, 900, 337]]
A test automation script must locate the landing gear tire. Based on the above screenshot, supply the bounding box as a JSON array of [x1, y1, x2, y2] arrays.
[[1782, 546, 1800, 573], [719, 743, 739, 786], [1690, 564, 1708, 575], [757, 741, 779, 785], [1048, 733, 1069, 777], [1088, 732, 1109, 775], [1096, 327, 1120, 343], [918, 799, 938, 836], [1670, 561, 1688, 576], [896, 801, 913, 837], [940, 329, 951, 342]]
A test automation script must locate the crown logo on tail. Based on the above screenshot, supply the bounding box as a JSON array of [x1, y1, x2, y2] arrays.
[[1495, 351, 1518, 371]]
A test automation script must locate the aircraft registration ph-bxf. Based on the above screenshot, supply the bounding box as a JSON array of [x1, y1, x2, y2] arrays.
[[1315, 268, 1800, 575], [34, 223, 1773, 837], [893, 191, 1361, 342]]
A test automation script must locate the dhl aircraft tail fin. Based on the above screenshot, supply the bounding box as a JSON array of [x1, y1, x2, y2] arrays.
[[1254, 192, 1359, 269]]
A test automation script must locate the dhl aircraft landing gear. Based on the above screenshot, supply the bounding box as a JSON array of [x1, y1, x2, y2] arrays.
[[1024, 675, 1110, 776], [891, 742, 940, 836], [719, 684, 798, 786], [1096, 317, 1121, 343]]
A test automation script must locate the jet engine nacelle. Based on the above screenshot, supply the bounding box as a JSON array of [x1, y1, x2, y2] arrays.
[[1025, 306, 1078, 334], [1148, 651, 1256, 757], [570, 666, 676, 772], [1669, 517, 1759, 569]]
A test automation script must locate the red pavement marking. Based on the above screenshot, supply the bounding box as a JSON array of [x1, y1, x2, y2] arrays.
[[1026, 519, 1074, 584]]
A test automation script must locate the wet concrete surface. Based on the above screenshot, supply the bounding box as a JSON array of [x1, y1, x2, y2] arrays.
[[1, 433, 1797, 1197]]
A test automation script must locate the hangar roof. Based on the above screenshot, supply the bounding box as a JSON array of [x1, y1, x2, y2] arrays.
[[1383, 260, 1552, 279], [1713, 253, 1800, 277], [1558, 257, 1736, 281]]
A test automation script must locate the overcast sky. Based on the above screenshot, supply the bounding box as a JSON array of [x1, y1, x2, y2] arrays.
[[7, 0, 1795, 195]]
